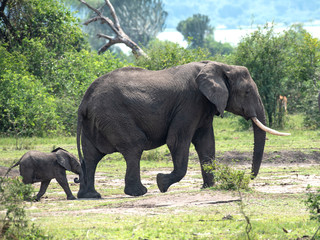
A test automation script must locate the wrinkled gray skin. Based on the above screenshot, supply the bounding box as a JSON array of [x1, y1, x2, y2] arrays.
[[77, 61, 266, 198], [12, 148, 82, 200]]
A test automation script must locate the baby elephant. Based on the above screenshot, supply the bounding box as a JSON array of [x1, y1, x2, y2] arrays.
[[11, 148, 82, 201]]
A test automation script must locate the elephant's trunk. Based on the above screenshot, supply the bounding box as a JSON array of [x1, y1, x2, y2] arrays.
[[74, 169, 83, 184], [251, 108, 267, 179], [250, 108, 291, 178]]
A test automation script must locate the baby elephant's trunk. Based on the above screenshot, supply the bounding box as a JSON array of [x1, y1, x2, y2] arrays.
[[74, 177, 80, 183], [74, 170, 83, 183]]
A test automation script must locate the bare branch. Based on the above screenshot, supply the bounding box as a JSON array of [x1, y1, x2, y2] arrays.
[[78, 0, 147, 58], [83, 16, 100, 25], [97, 33, 113, 40], [104, 0, 120, 30]]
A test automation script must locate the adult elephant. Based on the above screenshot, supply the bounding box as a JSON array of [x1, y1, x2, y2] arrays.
[[77, 61, 289, 198]]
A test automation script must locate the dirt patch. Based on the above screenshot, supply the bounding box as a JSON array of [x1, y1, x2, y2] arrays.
[[216, 150, 320, 165], [1, 150, 320, 215]]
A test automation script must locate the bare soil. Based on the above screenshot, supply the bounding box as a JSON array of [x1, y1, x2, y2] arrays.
[[1, 150, 320, 215]]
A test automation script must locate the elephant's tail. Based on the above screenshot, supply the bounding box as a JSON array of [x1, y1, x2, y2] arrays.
[[4, 157, 22, 178], [77, 113, 87, 184]]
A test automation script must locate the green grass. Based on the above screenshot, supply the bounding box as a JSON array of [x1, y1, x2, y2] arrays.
[[26, 193, 319, 240], [1, 114, 320, 239]]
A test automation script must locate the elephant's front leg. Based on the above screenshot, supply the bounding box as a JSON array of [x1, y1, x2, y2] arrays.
[[123, 151, 147, 196], [192, 126, 215, 188], [36, 180, 51, 201], [157, 138, 190, 193], [56, 171, 76, 200]]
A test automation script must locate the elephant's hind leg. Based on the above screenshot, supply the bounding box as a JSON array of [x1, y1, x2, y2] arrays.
[[36, 180, 51, 201], [122, 150, 147, 196], [77, 134, 105, 199]]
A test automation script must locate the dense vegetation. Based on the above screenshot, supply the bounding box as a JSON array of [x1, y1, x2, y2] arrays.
[[0, 0, 319, 137]]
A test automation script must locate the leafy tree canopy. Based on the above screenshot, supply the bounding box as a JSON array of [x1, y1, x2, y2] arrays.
[[177, 14, 213, 48], [0, 0, 87, 54]]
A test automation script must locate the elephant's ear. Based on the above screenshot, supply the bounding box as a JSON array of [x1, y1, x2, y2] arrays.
[[196, 62, 229, 117], [56, 150, 72, 171]]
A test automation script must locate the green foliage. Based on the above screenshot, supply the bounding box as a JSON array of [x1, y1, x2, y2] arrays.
[[0, 46, 58, 136], [204, 161, 250, 191], [47, 49, 129, 134], [135, 39, 212, 70], [204, 37, 234, 56], [177, 14, 213, 48], [232, 23, 287, 128], [232, 23, 320, 129], [0, 0, 129, 136], [1, 0, 86, 53], [0, 177, 48, 239], [305, 185, 320, 223], [176, 14, 234, 57]]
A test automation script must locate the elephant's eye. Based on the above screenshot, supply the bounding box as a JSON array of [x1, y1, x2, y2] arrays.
[[245, 89, 251, 95]]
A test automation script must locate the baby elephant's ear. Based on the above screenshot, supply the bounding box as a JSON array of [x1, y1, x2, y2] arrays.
[[56, 150, 72, 171], [196, 62, 229, 117]]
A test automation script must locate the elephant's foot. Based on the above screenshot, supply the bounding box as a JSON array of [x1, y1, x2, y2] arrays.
[[67, 195, 77, 200], [77, 189, 101, 199], [156, 173, 172, 193], [201, 182, 214, 189], [124, 183, 147, 196]]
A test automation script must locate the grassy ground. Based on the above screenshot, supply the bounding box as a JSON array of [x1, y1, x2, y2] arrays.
[[1, 114, 320, 239]]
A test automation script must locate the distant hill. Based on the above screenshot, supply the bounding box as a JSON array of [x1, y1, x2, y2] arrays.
[[162, 0, 320, 29]]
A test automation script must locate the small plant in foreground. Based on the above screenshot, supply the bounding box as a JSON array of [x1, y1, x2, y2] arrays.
[[305, 185, 320, 238], [204, 160, 251, 190], [0, 177, 48, 239], [205, 160, 252, 239]]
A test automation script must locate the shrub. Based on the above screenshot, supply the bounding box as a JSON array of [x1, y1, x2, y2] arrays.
[[135, 39, 212, 70], [0, 177, 48, 239], [305, 185, 320, 222], [204, 160, 250, 191]]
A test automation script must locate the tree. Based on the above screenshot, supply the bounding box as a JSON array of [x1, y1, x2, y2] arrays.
[[109, 0, 167, 46], [135, 39, 211, 70], [233, 23, 320, 128], [282, 25, 320, 128], [78, 0, 166, 56], [233, 23, 288, 127], [204, 37, 234, 56], [0, 0, 86, 54], [177, 14, 213, 48]]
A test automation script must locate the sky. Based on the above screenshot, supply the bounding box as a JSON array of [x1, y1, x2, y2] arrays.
[[156, 0, 320, 46]]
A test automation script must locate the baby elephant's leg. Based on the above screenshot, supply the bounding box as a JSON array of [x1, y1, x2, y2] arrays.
[[36, 180, 51, 201]]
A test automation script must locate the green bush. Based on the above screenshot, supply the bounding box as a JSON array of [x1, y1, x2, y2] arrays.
[[0, 47, 58, 136], [0, 177, 49, 239], [46, 49, 129, 135], [305, 185, 320, 222], [204, 161, 250, 191], [135, 39, 212, 70]]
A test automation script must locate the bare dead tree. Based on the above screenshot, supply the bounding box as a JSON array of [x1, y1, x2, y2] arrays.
[[78, 0, 147, 57]]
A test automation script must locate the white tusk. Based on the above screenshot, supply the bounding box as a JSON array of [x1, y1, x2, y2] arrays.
[[251, 117, 291, 136]]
